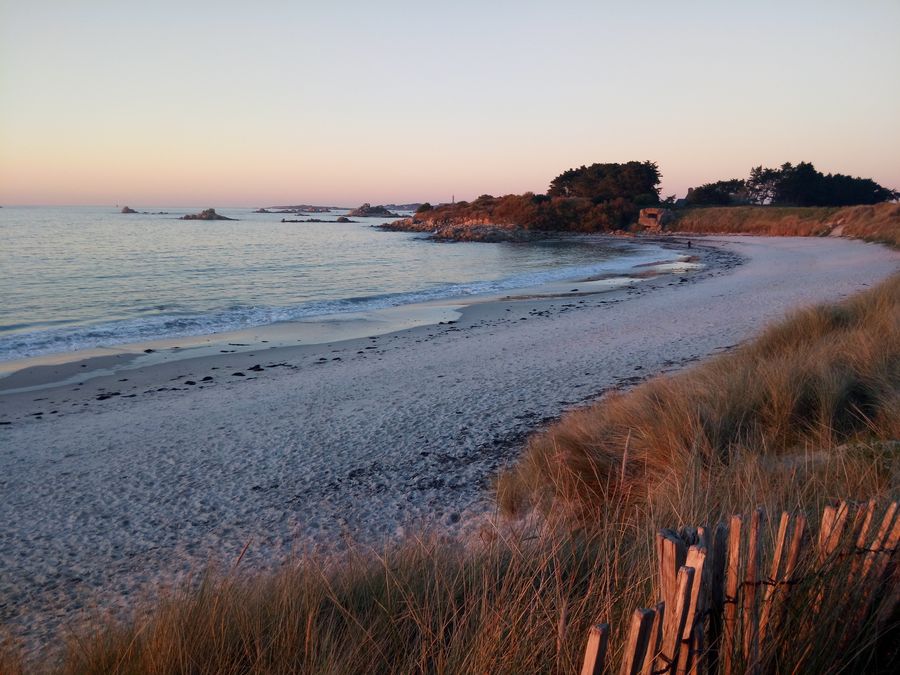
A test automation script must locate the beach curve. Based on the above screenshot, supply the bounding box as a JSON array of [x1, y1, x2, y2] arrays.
[[0, 235, 897, 650]]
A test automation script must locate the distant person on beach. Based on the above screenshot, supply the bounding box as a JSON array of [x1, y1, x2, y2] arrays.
[[687, 240, 692, 249]]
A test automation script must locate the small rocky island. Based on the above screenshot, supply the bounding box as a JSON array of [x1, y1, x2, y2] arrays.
[[280, 216, 356, 223], [120, 206, 138, 214], [346, 203, 400, 218], [180, 208, 236, 221]]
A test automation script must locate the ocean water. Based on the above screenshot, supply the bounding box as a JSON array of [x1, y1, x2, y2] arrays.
[[0, 205, 679, 362]]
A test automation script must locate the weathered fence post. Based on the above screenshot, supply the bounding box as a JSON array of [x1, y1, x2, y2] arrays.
[[659, 566, 695, 672], [641, 602, 665, 675], [579, 499, 895, 675], [620, 608, 655, 675], [722, 515, 742, 675], [581, 623, 609, 675], [676, 545, 707, 674]]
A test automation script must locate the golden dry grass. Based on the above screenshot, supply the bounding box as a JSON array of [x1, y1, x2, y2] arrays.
[[672, 202, 900, 247], [3, 277, 899, 674]]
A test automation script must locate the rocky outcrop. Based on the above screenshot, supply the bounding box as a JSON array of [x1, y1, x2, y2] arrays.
[[379, 217, 543, 242], [180, 208, 236, 221], [267, 204, 336, 213], [280, 217, 356, 223], [121, 206, 138, 214], [382, 203, 423, 212], [347, 203, 401, 218]]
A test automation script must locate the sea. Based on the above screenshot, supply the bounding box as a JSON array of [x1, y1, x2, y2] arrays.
[[0, 205, 680, 363]]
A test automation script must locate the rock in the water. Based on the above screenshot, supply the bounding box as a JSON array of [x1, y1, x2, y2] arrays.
[[121, 206, 138, 214], [180, 208, 236, 221], [346, 203, 400, 218]]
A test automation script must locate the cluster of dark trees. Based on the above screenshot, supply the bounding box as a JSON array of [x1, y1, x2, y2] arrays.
[[685, 162, 898, 207], [414, 161, 661, 232]]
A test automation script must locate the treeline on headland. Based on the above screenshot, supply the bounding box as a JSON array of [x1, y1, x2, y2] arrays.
[[384, 160, 897, 241], [402, 160, 664, 234]]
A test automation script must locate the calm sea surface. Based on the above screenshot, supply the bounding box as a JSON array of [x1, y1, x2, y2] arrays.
[[0, 206, 675, 361]]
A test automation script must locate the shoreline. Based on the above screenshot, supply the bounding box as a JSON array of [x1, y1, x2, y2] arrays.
[[1, 236, 897, 653], [0, 236, 699, 395]]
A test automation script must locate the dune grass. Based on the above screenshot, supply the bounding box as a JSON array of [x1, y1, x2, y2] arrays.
[[497, 273, 900, 521], [9, 442, 897, 674], [3, 276, 899, 674], [672, 202, 900, 247]]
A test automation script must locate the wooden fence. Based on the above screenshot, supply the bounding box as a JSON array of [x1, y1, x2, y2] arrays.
[[581, 499, 900, 674]]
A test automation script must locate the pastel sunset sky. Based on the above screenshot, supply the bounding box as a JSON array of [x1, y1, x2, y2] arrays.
[[2, 0, 898, 206]]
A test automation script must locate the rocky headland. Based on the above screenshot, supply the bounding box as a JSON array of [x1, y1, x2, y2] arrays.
[[379, 216, 543, 242]]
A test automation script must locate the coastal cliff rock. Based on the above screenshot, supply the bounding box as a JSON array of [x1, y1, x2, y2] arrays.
[[347, 203, 400, 218], [180, 208, 236, 221], [379, 217, 540, 242]]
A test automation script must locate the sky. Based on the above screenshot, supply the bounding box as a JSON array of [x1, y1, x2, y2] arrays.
[[1, 0, 899, 206]]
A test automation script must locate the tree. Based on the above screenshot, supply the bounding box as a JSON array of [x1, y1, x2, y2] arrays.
[[685, 179, 748, 206], [745, 162, 897, 206], [548, 161, 661, 203], [746, 166, 782, 204]]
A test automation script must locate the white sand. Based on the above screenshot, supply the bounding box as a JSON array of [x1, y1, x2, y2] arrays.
[[0, 236, 897, 649]]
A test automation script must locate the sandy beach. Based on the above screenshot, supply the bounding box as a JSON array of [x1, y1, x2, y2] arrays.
[[1, 235, 898, 649]]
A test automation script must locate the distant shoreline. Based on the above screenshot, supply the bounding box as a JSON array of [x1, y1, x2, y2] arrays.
[[378, 202, 900, 247]]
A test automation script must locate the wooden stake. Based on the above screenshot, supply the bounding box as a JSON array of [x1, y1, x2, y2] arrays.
[[688, 624, 705, 675], [849, 503, 898, 644], [865, 505, 899, 584], [706, 521, 728, 672], [660, 566, 695, 673], [771, 511, 807, 649], [860, 502, 897, 580], [722, 515, 742, 675], [817, 500, 849, 564], [844, 499, 877, 589], [677, 546, 708, 674], [581, 623, 609, 675], [742, 508, 763, 667], [658, 530, 687, 631], [620, 608, 655, 675], [642, 602, 666, 675], [782, 513, 806, 583], [758, 511, 789, 645]]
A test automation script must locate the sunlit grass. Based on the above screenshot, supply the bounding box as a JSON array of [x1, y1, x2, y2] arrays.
[[673, 203, 900, 247]]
